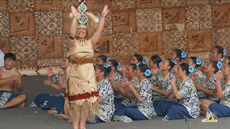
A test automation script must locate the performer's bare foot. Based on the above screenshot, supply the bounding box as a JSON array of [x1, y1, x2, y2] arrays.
[[59, 114, 69, 120]]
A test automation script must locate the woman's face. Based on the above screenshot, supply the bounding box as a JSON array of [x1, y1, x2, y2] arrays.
[[95, 67, 103, 79], [148, 59, 154, 69], [177, 66, 184, 77], [78, 28, 87, 39], [125, 65, 135, 78], [205, 62, 213, 73], [170, 51, 177, 60], [130, 56, 138, 64], [160, 59, 169, 71], [136, 67, 142, 77], [61, 58, 69, 69], [210, 48, 219, 61], [95, 57, 104, 65], [187, 58, 194, 66], [222, 65, 230, 76], [223, 58, 230, 67]]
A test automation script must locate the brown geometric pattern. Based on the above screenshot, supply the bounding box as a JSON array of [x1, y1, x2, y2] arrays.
[[38, 58, 62, 68], [37, 37, 63, 59], [186, 5, 212, 30], [0, 38, 10, 53], [95, 36, 113, 56], [61, 35, 70, 57], [10, 36, 37, 69], [61, 0, 78, 10], [139, 32, 163, 56], [35, 11, 62, 36], [210, 0, 230, 5], [62, 11, 71, 35], [162, 7, 185, 31], [87, 0, 112, 11], [136, 0, 161, 9], [213, 27, 230, 49], [186, 0, 209, 5], [112, 33, 139, 63], [111, 0, 136, 10], [163, 30, 188, 56], [10, 12, 35, 36], [0, 0, 7, 11], [112, 10, 136, 33], [136, 8, 162, 33], [35, 0, 61, 11], [161, 0, 186, 8], [212, 4, 230, 27], [188, 30, 212, 53], [0, 12, 9, 37], [8, 0, 34, 12]]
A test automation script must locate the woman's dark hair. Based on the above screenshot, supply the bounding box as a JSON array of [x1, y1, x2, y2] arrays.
[[214, 45, 224, 57], [167, 59, 176, 71], [150, 55, 161, 68], [96, 65, 111, 77], [174, 48, 183, 60], [133, 54, 143, 63], [129, 64, 137, 71], [210, 61, 219, 74], [110, 59, 119, 70], [4, 53, 16, 61], [190, 57, 202, 67], [138, 63, 149, 73], [179, 63, 190, 76], [98, 55, 108, 63]]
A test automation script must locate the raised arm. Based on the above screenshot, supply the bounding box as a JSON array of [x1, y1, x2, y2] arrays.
[[69, 6, 80, 47], [90, 5, 109, 47]]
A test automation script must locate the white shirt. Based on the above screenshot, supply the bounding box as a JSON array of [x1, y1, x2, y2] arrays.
[[0, 49, 4, 67]]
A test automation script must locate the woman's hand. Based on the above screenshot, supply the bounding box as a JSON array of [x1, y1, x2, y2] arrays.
[[171, 77, 176, 85], [216, 71, 223, 81], [101, 5, 109, 17], [71, 6, 80, 18], [151, 68, 159, 75]]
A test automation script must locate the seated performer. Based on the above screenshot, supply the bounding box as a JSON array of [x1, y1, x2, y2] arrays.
[[0, 53, 26, 109], [154, 63, 200, 120], [87, 64, 115, 123], [192, 61, 219, 114], [151, 58, 175, 103], [30, 58, 69, 120], [207, 62, 230, 118], [123, 64, 153, 120], [210, 45, 226, 63]]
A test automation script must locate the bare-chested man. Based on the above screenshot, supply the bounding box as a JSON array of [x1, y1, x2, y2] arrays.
[[0, 53, 26, 109]]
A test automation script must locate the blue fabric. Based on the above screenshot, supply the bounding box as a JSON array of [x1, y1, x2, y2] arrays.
[[33, 93, 64, 113], [209, 103, 230, 118], [124, 106, 147, 120], [8, 92, 21, 101], [199, 97, 220, 103], [114, 98, 126, 116], [154, 100, 192, 120], [86, 116, 104, 124]]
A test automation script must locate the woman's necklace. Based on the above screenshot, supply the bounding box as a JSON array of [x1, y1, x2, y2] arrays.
[[78, 39, 86, 46]]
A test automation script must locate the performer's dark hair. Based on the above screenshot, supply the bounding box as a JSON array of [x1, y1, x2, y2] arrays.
[[4, 53, 16, 61], [98, 55, 108, 63], [133, 54, 143, 63], [96, 65, 111, 77], [150, 55, 161, 68]]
